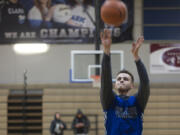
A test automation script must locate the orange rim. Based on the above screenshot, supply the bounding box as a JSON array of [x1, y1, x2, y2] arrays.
[[91, 75, 100, 81]]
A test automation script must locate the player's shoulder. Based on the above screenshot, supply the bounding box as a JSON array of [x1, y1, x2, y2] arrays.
[[129, 95, 137, 101]]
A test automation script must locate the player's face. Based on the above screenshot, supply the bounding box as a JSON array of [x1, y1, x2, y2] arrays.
[[115, 73, 133, 92]]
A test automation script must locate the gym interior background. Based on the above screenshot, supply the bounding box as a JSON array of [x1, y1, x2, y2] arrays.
[[0, 0, 180, 135]]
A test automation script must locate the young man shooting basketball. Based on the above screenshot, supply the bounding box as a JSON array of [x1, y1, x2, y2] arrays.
[[100, 29, 150, 135]]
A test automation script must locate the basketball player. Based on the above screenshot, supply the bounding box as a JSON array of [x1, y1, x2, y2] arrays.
[[100, 29, 150, 135]]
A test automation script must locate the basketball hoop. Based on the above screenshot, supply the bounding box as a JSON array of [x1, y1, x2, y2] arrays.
[[91, 75, 101, 88]]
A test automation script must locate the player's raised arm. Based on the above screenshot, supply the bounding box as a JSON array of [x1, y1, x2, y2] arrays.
[[132, 36, 150, 112], [100, 29, 115, 110]]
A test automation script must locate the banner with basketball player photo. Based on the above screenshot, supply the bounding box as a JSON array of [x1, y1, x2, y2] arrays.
[[0, 0, 133, 44], [150, 44, 180, 74]]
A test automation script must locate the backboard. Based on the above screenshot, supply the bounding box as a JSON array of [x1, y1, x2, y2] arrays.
[[70, 50, 124, 83]]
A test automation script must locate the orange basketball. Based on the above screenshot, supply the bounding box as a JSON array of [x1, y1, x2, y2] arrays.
[[101, 0, 127, 26]]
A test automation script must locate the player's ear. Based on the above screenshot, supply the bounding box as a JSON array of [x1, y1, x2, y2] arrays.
[[114, 82, 117, 90]]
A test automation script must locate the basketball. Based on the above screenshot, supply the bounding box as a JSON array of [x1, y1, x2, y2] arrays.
[[101, 0, 127, 26]]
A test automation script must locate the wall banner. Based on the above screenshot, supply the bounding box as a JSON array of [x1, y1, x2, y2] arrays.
[[0, 0, 133, 44], [150, 44, 180, 74]]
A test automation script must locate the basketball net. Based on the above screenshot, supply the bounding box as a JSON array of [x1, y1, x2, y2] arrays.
[[91, 75, 101, 88]]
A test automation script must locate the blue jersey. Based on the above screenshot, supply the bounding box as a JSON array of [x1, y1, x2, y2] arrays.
[[104, 95, 143, 135]]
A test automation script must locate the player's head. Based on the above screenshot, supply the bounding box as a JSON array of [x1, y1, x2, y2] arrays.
[[115, 70, 134, 95]]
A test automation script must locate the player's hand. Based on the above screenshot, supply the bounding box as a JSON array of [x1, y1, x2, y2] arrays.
[[100, 29, 112, 55], [131, 36, 144, 61]]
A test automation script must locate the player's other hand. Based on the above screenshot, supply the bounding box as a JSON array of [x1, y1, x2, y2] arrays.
[[132, 36, 144, 61], [100, 29, 112, 55]]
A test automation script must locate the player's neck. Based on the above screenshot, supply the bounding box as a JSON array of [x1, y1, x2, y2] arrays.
[[118, 91, 128, 96], [118, 90, 129, 96], [119, 93, 128, 96]]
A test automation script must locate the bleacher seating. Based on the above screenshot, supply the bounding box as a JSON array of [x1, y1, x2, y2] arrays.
[[0, 86, 180, 135]]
